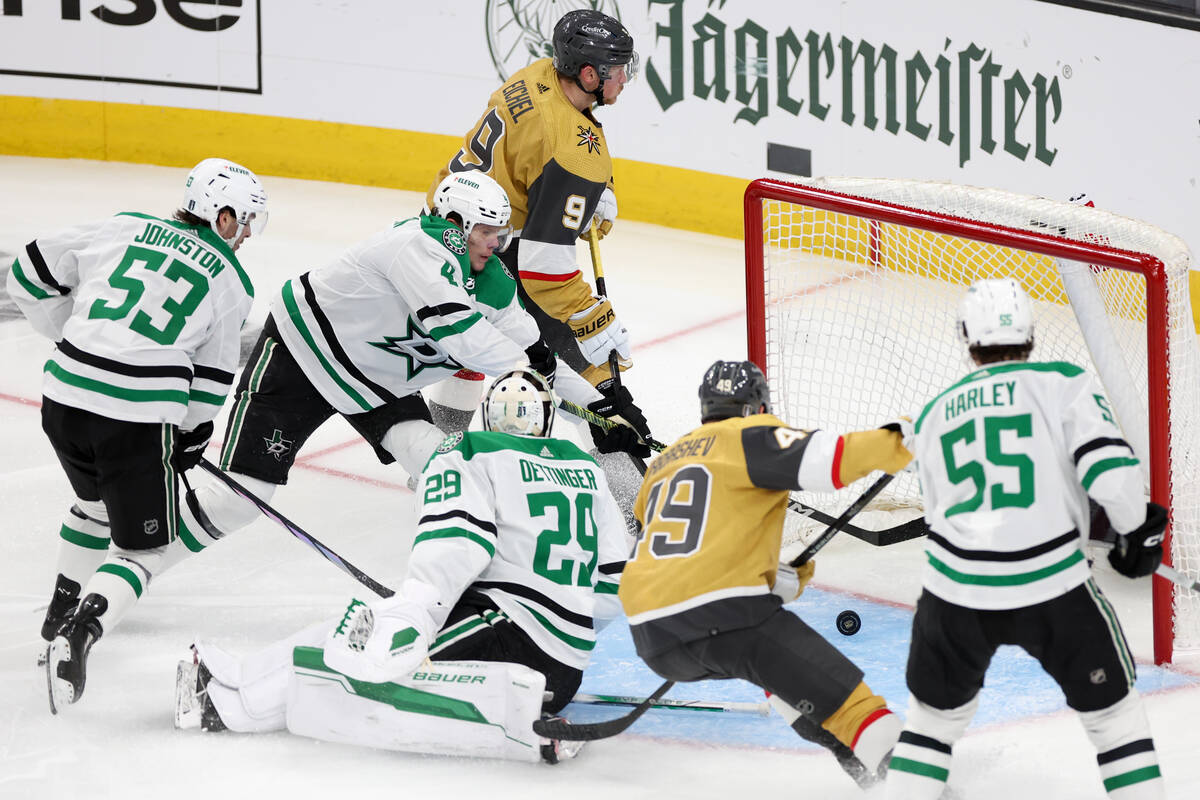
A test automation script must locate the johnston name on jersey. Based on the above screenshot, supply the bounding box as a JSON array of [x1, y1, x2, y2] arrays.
[[911, 360, 1145, 610], [6, 213, 252, 428], [272, 215, 536, 415], [620, 414, 910, 652], [410, 431, 629, 670]]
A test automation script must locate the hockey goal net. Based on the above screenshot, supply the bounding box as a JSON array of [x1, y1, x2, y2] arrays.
[[745, 177, 1200, 665]]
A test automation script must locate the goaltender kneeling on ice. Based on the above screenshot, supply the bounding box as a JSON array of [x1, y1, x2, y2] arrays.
[[175, 369, 632, 763]]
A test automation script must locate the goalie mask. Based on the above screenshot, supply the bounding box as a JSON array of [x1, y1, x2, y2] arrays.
[[958, 278, 1034, 348], [699, 360, 770, 423], [483, 369, 556, 438], [182, 158, 269, 246], [432, 172, 513, 250]]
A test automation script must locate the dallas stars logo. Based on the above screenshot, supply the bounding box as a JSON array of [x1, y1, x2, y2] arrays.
[[576, 125, 601, 154], [264, 429, 293, 461], [368, 318, 463, 380], [442, 227, 467, 255]]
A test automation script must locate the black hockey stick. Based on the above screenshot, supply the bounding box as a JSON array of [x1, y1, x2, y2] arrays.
[[790, 472, 898, 567], [533, 679, 676, 741], [556, 397, 670, 455], [786, 496, 928, 547], [196, 459, 395, 599]]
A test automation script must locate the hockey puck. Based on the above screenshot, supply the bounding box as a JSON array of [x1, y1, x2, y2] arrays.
[[836, 609, 862, 636]]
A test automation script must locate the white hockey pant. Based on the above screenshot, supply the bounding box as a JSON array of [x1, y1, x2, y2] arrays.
[[287, 655, 546, 762], [382, 419, 448, 480], [1080, 690, 1165, 799], [885, 693, 978, 799]]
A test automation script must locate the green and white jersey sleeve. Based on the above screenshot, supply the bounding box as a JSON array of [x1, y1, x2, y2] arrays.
[[271, 215, 529, 415], [912, 360, 1144, 610], [409, 431, 628, 670], [6, 213, 252, 427]]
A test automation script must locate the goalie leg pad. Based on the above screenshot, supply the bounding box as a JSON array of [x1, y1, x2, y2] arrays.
[[1079, 690, 1165, 798], [885, 693, 977, 800], [287, 650, 546, 763]]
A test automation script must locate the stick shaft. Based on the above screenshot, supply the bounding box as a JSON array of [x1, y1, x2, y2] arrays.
[[572, 692, 770, 716], [790, 472, 896, 567], [1157, 562, 1200, 593], [197, 460, 394, 598]]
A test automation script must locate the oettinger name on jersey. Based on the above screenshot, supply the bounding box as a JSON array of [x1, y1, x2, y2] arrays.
[[367, 318, 463, 380]]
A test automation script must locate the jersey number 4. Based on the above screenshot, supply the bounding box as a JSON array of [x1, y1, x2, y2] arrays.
[[940, 413, 1035, 517]]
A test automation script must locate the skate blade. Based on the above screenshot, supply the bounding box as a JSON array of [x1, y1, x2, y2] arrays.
[[46, 638, 76, 714], [174, 659, 201, 730]]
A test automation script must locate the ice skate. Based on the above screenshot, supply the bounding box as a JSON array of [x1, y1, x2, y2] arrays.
[[46, 593, 105, 714]]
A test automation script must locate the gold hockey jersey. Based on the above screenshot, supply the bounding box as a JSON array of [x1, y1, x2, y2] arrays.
[[428, 59, 612, 324], [619, 414, 910, 629]]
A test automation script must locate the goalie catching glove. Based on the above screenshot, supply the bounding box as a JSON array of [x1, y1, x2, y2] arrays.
[[322, 580, 442, 683], [570, 299, 632, 369], [1108, 501, 1167, 579], [588, 379, 652, 458]]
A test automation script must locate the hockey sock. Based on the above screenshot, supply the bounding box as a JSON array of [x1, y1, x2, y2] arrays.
[[54, 501, 111, 588], [80, 545, 166, 634], [1080, 690, 1165, 799], [885, 693, 977, 800]]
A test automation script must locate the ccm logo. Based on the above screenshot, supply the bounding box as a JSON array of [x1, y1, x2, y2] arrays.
[[572, 307, 614, 338], [2, 1, 245, 32]]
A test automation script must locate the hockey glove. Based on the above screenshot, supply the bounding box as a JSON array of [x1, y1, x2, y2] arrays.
[[525, 339, 557, 387], [570, 299, 633, 369], [588, 381, 652, 458], [582, 187, 618, 240], [175, 421, 214, 472], [1107, 501, 1166, 579], [771, 560, 815, 602], [322, 592, 435, 684]]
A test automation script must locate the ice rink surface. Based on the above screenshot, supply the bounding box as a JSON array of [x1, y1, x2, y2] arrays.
[[1, 157, 1198, 798]]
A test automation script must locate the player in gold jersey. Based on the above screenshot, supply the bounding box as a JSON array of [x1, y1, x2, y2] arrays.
[[428, 10, 651, 459], [620, 360, 913, 788]]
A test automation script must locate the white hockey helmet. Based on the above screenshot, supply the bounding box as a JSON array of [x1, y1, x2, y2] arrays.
[[957, 278, 1034, 348], [482, 369, 556, 438], [432, 172, 512, 246], [182, 158, 269, 245]]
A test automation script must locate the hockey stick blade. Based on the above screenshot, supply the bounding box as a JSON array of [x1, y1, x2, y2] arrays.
[[786, 497, 928, 546], [533, 680, 676, 741], [1157, 563, 1200, 594], [196, 460, 394, 599], [572, 692, 770, 716]]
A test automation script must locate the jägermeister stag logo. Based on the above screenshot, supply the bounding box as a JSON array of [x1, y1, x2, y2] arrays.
[[485, 0, 623, 80]]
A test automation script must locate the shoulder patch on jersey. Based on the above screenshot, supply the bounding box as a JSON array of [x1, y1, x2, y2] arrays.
[[576, 125, 602, 154], [436, 431, 464, 453], [442, 228, 467, 255]]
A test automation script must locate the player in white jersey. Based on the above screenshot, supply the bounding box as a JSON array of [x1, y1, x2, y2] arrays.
[[175, 370, 629, 763], [5, 158, 268, 712], [886, 279, 1167, 799], [181, 172, 643, 550]]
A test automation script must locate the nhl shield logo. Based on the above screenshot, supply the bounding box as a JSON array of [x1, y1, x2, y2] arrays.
[[442, 228, 468, 255], [1089, 668, 1108, 685], [144, 519, 159, 535]]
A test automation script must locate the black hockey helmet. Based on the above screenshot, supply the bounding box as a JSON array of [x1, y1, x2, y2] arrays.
[[699, 360, 770, 423], [552, 9, 638, 105]]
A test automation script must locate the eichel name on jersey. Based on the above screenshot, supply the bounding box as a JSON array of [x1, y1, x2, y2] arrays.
[[416, 431, 628, 671], [263, 214, 534, 417], [911, 360, 1146, 610], [428, 58, 612, 323], [620, 413, 911, 648], [7, 212, 252, 428]]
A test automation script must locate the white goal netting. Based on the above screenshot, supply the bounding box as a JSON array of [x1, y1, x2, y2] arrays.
[[747, 177, 1200, 661]]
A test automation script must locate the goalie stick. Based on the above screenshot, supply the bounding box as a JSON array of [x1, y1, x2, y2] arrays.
[[572, 692, 770, 716], [196, 459, 395, 599], [532, 473, 892, 742]]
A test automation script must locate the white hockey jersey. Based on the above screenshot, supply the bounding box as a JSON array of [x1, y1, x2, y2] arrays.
[[6, 213, 252, 428], [912, 360, 1145, 610], [411, 431, 629, 670], [272, 215, 536, 415]]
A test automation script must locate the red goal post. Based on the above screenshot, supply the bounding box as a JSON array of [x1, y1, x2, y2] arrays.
[[744, 177, 1197, 665]]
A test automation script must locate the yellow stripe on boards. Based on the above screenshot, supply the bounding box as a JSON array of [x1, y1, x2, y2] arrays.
[[0, 95, 750, 239]]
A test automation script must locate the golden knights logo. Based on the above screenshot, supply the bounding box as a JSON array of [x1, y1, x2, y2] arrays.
[[484, 0, 624, 80], [576, 125, 601, 154]]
